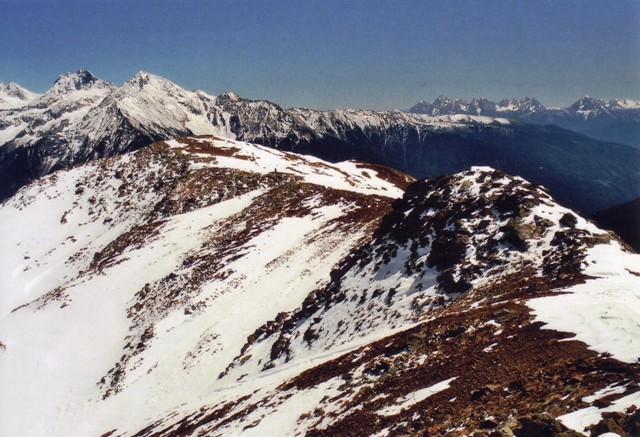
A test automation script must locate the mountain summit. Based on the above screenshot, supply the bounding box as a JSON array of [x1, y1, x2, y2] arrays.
[[48, 69, 108, 93]]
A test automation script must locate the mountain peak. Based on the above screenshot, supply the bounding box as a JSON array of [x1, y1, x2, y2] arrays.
[[122, 71, 185, 93], [0, 81, 40, 109], [50, 69, 109, 94], [571, 95, 606, 108], [127, 70, 158, 86], [218, 91, 241, 101], [1, 81, 37, 99]]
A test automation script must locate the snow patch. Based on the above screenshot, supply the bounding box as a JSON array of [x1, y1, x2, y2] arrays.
[[376, 377, 457, 416], [558, 390, 640, 435]]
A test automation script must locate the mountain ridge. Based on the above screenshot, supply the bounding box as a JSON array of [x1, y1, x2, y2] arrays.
[[1, 136, 638, 436], [2, 71, 639, 218]]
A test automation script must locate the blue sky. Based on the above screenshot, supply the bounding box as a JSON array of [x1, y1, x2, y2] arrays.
[[1, 0, 638, 109]]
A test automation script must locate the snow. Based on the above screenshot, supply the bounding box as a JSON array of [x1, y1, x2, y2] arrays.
[[166, 137, 405, 198], [2, 126, 639, 436], [223, 378, 343, 436], [376, 377, 457, 416], [528, 243, 640, 363], [0, 81, 40, 109], [483, 343, 498, 352], [0, 138, 414, 436], [0, 177, 266, 435], [1, 72, 115, 152], [441, 114, 511, 125], [117, 71, 220, 137], [582, 383, 629, 403], [0, 121, 27, 145], [558, 390, 640, 435]]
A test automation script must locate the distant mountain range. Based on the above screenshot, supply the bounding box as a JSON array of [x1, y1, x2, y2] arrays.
[[409, 96, 640, 148], [1, 70, 639, 220]]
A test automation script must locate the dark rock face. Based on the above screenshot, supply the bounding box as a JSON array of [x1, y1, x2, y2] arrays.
[[560, 212, 578, 228], [587, 409, 640, 436], [248, 115, 640, 216]]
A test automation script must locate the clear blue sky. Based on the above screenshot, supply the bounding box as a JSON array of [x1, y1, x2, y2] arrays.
[[1, 0, 638, 110]]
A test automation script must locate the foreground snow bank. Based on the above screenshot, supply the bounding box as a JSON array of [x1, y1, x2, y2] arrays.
[[528, 243, 640, 363]]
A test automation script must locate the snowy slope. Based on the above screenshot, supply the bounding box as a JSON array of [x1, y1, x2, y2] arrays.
[[108, 72, 220, 138], [140, 168, 640, 437], [220, 166, 640, 376], [1, 137, 639, 436], [0, 136, 410, 436]]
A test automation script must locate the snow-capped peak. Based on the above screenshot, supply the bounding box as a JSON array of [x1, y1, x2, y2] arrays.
[[0, 81, 40, 109], [217, 91, 242, 102], [570, 95, 606, 110], [49, 69, 110, 94], [112, 72, 220, 137], [495, 97, 546, 113], [122, 70, 177, 91], [1, 81, 38, 100]]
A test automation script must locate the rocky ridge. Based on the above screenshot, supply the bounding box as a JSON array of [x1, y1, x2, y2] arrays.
[[0, 136, 638, 436]]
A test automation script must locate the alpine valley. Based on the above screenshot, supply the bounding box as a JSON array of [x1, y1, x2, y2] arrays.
[[1, 72, 640, 436]]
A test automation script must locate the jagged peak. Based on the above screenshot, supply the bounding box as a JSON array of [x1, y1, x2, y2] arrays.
[[411, 95, 637, 114], [49, 69, 110, 94], [570, 95, 606, 108], [215, 91, 245, 105]]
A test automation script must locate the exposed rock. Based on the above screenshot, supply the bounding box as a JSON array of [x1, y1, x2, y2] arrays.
[[587, 409, 640, 437], [510, 414, 582, 437]]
